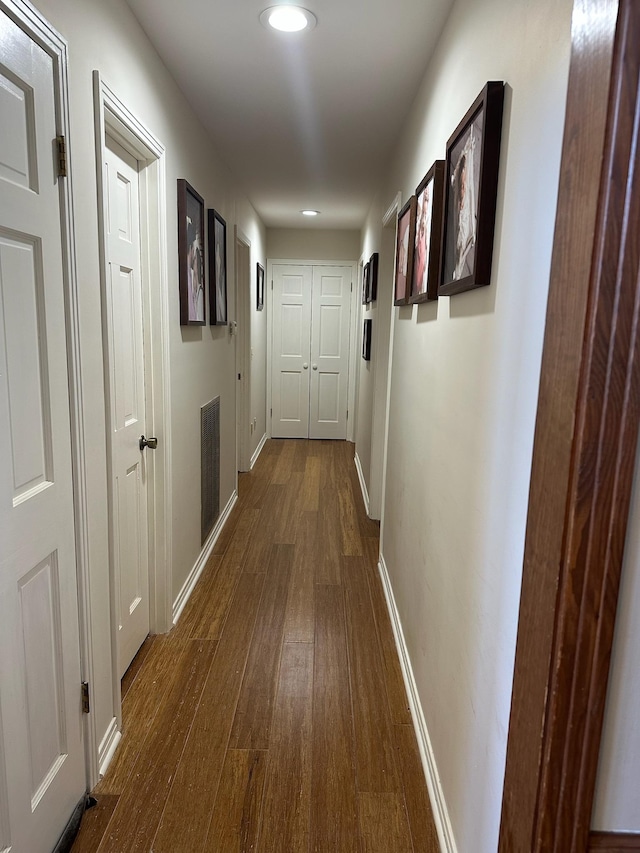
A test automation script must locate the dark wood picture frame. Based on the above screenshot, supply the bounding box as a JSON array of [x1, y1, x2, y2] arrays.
[[362, 261, 370, 304], [410, 161, 445, 303], [257, 262, 264, 311], [368, 252, 379, 302], [177, 179, 206, 325], [439, 81, 505, 297], [394, 196, 417, 306], [362, 318, 372, 361], [208, 209, 227, 325]]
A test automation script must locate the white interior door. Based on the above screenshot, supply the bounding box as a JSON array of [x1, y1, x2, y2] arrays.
[[271, 263, 352, 439], [309, 265, 352, 439], [104, 136, 150, 678], [0, 10, 85, 852], [271, 264, 312, 438]]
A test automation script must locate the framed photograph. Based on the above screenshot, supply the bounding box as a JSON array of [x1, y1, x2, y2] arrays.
[[362, 261, 370, 305], [362, 318, 372, 361], [440, 81, 505, 297], [368, 252, 379, 302], [208, 209, 228, 325], [394, 196, 417, 306], [177, 179, 206, 325], [410, 161, 445, 303], [257, 262, 265, 311]]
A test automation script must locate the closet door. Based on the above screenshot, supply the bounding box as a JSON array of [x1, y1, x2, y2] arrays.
[[271, 264, 312, 438], [0, 8, 85, 851], [309, 266, 352, 439]]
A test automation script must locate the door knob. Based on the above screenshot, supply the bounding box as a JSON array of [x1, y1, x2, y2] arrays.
[[139, 435, 158, 451], [303, 363, 309, 369], [312, 364, 318, 370]]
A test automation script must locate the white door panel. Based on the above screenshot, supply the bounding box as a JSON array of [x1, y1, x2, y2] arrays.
[[309, 266, 352, 439], [0, 9, 84, 852], [271, 265, 311, 438], [104, 137, 149, 678]]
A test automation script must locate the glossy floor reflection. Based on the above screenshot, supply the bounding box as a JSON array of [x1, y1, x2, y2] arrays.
[[71, 439, 439, 853]]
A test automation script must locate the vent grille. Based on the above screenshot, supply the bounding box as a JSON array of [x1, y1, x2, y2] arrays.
[[201, 396, 220, 544]]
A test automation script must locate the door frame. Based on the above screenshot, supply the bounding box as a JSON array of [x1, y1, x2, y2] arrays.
[[235, 227, 251, 472], [93, 75, 172, 776], [266, 258, 359, 441], [499, 1, 640, 850], [0, 0, 94, 787]]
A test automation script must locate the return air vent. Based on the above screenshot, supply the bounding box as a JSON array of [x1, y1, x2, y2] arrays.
[[201, 396, 220, 544]]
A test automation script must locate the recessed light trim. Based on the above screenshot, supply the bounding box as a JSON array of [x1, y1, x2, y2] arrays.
[[301, 209, 320, 216], [260, 6, 317, 32]]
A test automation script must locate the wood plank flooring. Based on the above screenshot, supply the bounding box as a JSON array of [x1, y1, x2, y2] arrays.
[[73, 440, 439, 853]]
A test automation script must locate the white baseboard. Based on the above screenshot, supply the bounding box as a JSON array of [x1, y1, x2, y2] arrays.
[[172, 490, 238, 625], [353, 451, 370, 516], [97, 716, 121, 778], [378, 553, 457, 853], [251, 432, 268, 470]]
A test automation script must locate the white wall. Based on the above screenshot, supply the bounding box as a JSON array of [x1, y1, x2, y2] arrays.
[[355, 196, 385, 512], [592, 433, 640, 832], [266, 227, 360, 261], [359, 0, 574, 849], [31, 0, 266, 772]]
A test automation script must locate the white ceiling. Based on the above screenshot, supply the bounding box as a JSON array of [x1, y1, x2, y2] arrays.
[[126, 0, 453, 230]]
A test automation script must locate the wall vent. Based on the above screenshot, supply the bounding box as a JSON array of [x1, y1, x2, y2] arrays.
[[201, 396, 220, 544]]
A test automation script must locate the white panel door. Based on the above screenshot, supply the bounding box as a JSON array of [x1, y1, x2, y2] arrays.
[[0, 11, 85, 853], [271, 264, 312, 438], [309, 266, 352, 439], [104, 137, 150, 678]]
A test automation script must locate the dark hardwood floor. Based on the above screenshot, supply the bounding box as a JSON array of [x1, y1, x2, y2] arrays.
[[71, 439, 439, 853]]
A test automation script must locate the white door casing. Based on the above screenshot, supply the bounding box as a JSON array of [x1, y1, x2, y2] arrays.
[[93, 76, 172, 782], [309, 265, 352, 439], [271, 264, 312, 438], [271, 263, 352, 439], [0, 8, 85, 852], [104, 136, 150, 679]]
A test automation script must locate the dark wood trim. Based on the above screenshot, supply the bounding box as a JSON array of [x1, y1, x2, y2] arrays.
[[589, 833, 640, 852], [498, 0, 640, 850]]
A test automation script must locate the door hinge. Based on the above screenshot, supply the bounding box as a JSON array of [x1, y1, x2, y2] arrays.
[[351, 282, 353, 292], [271, 280, 273, 291], [238, 372, 241, 380], [346, 409, 349, 420], [56, 135, 67, 178], [81, 682, 90, 714], [270, 408, 273, 418]]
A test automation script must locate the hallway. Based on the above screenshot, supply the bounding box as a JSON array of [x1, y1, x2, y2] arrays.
[[71, 439, 439, 853]]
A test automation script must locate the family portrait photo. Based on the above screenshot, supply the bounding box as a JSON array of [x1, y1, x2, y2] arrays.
[[209, 209, 228, 325], [440, 81, 504, 296], [413, 176, 433, 297], [394, 196, 416, 305], [410, 160, 444, 303], [443, 110, 482, 286], [177, 179, 206, 325]]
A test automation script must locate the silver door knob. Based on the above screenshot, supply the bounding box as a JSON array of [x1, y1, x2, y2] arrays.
[[303, 363, 308, 369], [312, 364, 318, 370], [139, 435, 158, 451]]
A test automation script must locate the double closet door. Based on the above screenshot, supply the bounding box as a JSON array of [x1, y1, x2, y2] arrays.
[[272, 263, 353, 439]]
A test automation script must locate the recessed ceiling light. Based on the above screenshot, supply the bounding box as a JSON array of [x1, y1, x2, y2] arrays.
[[301, 209, 320, 216], [260, 6, 317, 32]]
